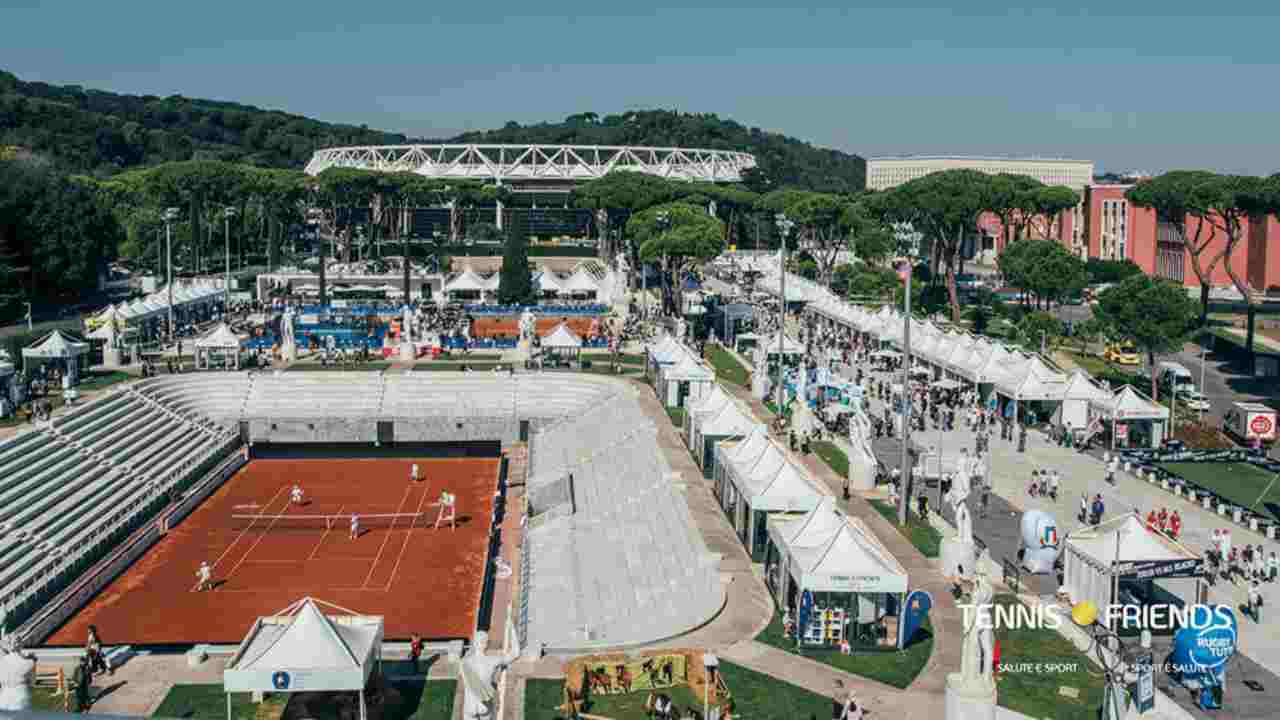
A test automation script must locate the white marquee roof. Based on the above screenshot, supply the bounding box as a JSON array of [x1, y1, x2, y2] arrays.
[[541, 322, 583, 349], [23, 329, 89, 359], [195, 322, 245, 350]]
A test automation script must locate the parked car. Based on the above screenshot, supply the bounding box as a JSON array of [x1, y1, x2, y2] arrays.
[[1104, 342, 1141, 365], [1175, 389, 1211, 412]]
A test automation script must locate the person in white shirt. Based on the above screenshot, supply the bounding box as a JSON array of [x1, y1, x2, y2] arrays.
[[1247, 581, 1263, 621], [433, 491, 457, 530], [290, 484, 304, 505], [195, 561, 213, 591], [409, 463, 421, 483], [1049, 470, 1060, 501], [1105, 455, 1119, 485], [1268, 551, 1279, 582], [349, 513, 361, 540]]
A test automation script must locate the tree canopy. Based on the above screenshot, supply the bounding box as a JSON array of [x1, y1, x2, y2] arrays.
[[997, 239, 1088, 307], [1093, 275, 1199, 398]]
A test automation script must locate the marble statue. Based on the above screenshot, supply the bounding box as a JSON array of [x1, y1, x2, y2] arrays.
[[614, 250, 630, 275], [458, 626, 522, 720], [675, 318, 687, 343], [402, 305, 413, 345], [0, 631, 35, 712], [959, 569, 997, 692], [519, 310, 536, 341], [946, 462, 973, 545]]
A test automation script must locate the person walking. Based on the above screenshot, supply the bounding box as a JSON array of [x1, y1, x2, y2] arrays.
[[1078, 493, 1089, 524], [86, 625, 110, 677], [1268, 551, 1279, 583], [1106, 455, 1119, 485], [1248, 581, 1263, 622], [1048, 470, 1060, 502], [408, 633, 424, 673]]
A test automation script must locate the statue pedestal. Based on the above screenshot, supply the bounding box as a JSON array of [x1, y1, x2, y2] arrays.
[[945, 674, 997, 720], [281, 343, 297, 363], [941, 537, 977, 577], [399, 342, 415, 362], [103, 346, 123, 368]]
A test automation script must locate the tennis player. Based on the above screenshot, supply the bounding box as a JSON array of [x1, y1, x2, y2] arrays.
[[410, 463, 420, 483], [195, 561, 213, 591], [290, 484, 304, 505], [349, 512, 361, 540], [433, 491, 457, 530]]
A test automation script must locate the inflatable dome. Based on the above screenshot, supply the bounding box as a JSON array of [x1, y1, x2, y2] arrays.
[[1020, 509, 1060, 574]]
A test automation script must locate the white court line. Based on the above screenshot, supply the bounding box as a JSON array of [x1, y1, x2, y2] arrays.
[[307, 504, 344, 561], [218, 491, 303, 588], [361, 485, 416, 589], [192, 485, 289, 592], [382, 483, 433, 592]]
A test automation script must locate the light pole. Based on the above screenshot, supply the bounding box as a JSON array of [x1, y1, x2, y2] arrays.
[[703, 653, 719, 720], [775, 214, 794, 413], [163, 207, 180, 343], [223, 207, 236, 298], [653, 211, 670, 322], [898, 257, 913, 526], [23, 302, 32, 332]]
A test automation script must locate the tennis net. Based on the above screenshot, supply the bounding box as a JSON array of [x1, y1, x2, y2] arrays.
[[228, 512, 426, 532]]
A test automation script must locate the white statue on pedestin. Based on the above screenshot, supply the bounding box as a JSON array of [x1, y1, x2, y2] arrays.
[[0, 631, 35, 712], [946, 460, 974, 545], [959, 568, 996, 693]]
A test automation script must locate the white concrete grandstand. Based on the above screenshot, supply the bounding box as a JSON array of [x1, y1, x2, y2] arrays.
[[305, 144, 757, 183], [7, 372, 723, 654]]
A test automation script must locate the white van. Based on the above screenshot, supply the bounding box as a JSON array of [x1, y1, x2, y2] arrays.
[[1157, 362, 1195, 393]]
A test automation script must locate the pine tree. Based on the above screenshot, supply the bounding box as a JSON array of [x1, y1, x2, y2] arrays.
[[498, 212, 536, 305]]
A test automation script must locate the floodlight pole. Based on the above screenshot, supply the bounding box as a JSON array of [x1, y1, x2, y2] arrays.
[[898, 261, 913, 526], [775, 214, 794, 413], [163, 207, 180, 344], [224, 207, 237, 300]]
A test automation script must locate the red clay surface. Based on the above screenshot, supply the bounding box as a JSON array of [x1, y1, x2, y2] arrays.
[[470, 316, 601, 339], [47, 458, 498, 646]]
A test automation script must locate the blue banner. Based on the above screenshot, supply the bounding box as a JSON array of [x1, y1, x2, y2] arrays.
[[798, 589, 814, 642], [899, 590, 932, 650]]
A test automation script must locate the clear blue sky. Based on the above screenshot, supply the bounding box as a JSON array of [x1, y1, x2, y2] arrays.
[[7, 1, 1279, 175]]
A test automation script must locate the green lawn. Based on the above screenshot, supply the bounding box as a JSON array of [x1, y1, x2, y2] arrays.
[[579, 364, 643, 376], [525, 661, 833, 720], [667, 407, 687, 428], [812, 441, 848, 478], [754, 608, 933, 689], [868, 499, 941, 558], [583, 352, 646, 366], [78, 370, 133, 391], [992, 595, 1106, 720], [705, 344, 750, 387], [153, 679, 455, 720], [1159, 461, 1280, 520], [152, 686, 283, 719]]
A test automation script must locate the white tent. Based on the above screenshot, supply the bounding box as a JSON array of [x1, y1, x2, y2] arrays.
[[224, 597, 384, 720], [759, 332, 804, 357], [685, 383, 734, 444], [1055, 370, 1113, 430], [535, 271, 564, 295], [657, 352, 715, 408], [713, 427, 822, 558], [995, 355, 1067, 401], [769, 498, 909, 595], [194, 322, 245, 370], [445, 269, 487, 295], [540, 322, 583, 355], [479, 273, 500, 292], [560, 267, 600, 296], [1061, 515, 1203, 625], [690, 397, 756, 474], [22, 329, 89, 361]]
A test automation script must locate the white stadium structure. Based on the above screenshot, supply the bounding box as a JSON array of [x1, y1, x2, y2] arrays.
[[304, 143, 757, 184], [1, 373, 722, 655]]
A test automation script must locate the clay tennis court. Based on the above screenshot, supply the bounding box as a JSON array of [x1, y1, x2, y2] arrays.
[[470, 315, 601, 338], [47, 457, 499, 646]]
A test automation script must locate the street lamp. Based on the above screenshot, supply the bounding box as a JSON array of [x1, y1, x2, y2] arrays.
[[652, 211, 671, 322], [223, 207, 237, 298], [774, 213, 795, 413], [162, 207, 180, 343], [703, 653, 719, 720]]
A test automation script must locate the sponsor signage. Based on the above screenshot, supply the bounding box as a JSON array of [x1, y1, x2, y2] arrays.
[[1113, 558, 1205, 580]]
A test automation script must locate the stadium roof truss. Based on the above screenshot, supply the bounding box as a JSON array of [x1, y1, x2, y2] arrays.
[[305, 144, 757, 183]]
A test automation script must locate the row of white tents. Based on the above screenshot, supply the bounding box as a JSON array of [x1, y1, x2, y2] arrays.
[[443, 265, 605, 297], [744, 259, 1169, 445], [85, 281, 227, 338]]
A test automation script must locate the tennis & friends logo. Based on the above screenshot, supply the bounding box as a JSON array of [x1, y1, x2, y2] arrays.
[[956, 599, 1234, 631]]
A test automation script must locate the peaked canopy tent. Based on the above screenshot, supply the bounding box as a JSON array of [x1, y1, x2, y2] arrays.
[[686, 383, 734, 451], [534, 271, 564, 298], [657, 352, 715, 409], [713, 428, 823, 561], [1089, 385, 1171, 450], [1061, 515, 1204, 631], [22, 329, 90, 385], [765, 498, 910, 649], [1054, 370, 1114, 435], [560, 268, 600, 298], [223, 597, 384, 720], [540, 322, 583, 358], [195, 322, 247, 370], [645, 334, 687, 379], [444, 269, 488, 300], [689, 395, 758, 478]]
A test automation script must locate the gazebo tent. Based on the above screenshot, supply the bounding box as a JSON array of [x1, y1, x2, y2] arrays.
[[765, 498, 910, 649], [540, 322, 583, 357], [1054, 370, 1113, 432], [195, 322, 245, 370], [685, 383, 732, 443], [690, 398, 757, 478], [1061, 515, 1204, 630], [714, 430, 822, 561], [534, 271, 564, 297], [1089, 385, 1170, 449], [657, 352, 715, 409], [646, 335, 685, 379], [22, 329, 90, 384], [444, 269, 487, 299], [560, 267, 600, 298], [223, 597, 384, 720]]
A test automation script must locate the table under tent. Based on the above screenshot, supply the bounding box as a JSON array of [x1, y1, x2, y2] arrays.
[[765, 497, 910, 650], [713, 425, 823, 561], [223, 597, 384, 720]]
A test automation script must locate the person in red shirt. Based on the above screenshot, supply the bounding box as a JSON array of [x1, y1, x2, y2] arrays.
[[1157, 508, 1169, 533], [1168, 511, 1182, 539], [1147, 510, 1159, 531]]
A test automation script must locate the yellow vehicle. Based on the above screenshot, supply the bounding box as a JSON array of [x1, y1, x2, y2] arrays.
[[1104, 342, 1141, 366]]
